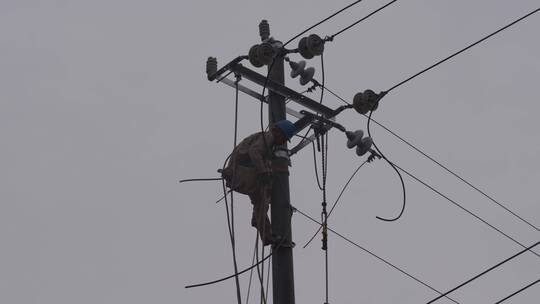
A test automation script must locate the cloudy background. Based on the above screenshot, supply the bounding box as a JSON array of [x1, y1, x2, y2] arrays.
[[1, 1, 539, 303]]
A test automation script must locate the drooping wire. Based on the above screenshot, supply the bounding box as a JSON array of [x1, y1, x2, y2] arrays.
[[494, 278, 540, 304], [328, 0, 399, 40], [323, 84, 540, 233], [367, 107, 406, 222], [391, 161, 540, 259], [312, 142, 324, 191], [386, 7, 540, 94], [303, 160, 368, 248], [283, 0, 366, 47], [293, 206, 460, 304], [425, 241, 540, 303]]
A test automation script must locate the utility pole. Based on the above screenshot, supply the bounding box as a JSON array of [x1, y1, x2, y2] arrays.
[[206, 18, 376, 304], [260, 20, 296, 304]]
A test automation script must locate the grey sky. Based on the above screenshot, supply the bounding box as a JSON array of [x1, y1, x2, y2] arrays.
[[1, 1, 539, 303]]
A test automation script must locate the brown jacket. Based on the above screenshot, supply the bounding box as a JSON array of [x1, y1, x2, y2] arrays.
[[223, 131, 275, 195]]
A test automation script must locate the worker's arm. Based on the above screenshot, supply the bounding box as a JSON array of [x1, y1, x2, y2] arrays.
[[248, 132, 274, 175]]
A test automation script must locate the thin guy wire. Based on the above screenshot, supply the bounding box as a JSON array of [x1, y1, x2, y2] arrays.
[[323, 84, 540, 233], [386, 8, 540, 93], [293, 206, 460, 304], [255, 239, 267, 304], [283, 0, 365, 47], [494, 278, 540, 304], [245, 233, 258, 304], [426, 241, 540, 303], [390, 161, 540, 259], [264, 255, 271, 304], [330, 0, 399, 40], [230, 78, 242, 304], [303, 160, 368, 248]]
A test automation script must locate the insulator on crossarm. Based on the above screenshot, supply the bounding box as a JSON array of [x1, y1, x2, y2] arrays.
[[289, 60, 306, 78], [206, 57, 217, 78], [353, 89, 381, 114], [356, 137, 373, 156], [298, 34, 325, 59], [288, 60, 315, 86], [248, 45, 264, 68], [299, 67, 315, 85], [345, 130, 364, 149], [256, 42, 276, 65], [259, 20, 270, 41]]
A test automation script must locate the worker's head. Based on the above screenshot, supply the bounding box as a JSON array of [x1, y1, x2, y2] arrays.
[[272, 120, 296, 145]]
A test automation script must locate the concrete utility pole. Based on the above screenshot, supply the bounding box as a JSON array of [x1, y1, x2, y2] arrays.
[[260, 20, 296, 304]]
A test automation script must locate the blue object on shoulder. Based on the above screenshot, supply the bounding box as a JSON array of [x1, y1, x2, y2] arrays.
[[274, 120, 296, 140]]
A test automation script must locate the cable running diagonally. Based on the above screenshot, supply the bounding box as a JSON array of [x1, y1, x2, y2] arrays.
[[391, 161, 540, 259], [293, 206, 460, 304], [425, 241, 540, 303], [494, 278, 540, 304], [386, 8, 540, 93], [329, 0, 399, 40], [283, 0, 365, 47]]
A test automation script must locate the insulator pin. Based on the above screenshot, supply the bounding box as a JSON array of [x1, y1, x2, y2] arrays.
[[206, 57, 218, 78], [259, 20, 270, 41]]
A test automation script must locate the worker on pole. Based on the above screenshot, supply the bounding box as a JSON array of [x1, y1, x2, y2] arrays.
[[221, 120, 296, 245]]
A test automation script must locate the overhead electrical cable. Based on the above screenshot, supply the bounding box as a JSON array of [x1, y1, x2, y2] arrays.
[[322, 84, 540, 232], [494, 278, 540, 304], [390, 161, 540, 259], [283, 0, 365, 47], [293, 206, 460, 304], [425, 241, 540, 303], [328, 0, 399, 40], [385, 7, 540, 94]]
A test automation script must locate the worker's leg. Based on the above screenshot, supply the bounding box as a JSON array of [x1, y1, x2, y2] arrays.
[[249, 184, 272, 245]]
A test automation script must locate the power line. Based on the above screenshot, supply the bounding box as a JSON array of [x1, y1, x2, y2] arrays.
[[494, 278, 540, 304], [283, 0, 365, 47], [386, 7, 540, 93], [390, 161, 540, 259], [322, 84, 540, 233], [329, 0, 399, 40], [425, 241, 540, 303], [292, 206, 460, 304]]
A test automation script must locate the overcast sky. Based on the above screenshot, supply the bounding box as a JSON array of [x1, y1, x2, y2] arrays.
[[1, 1, 539, 303]]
